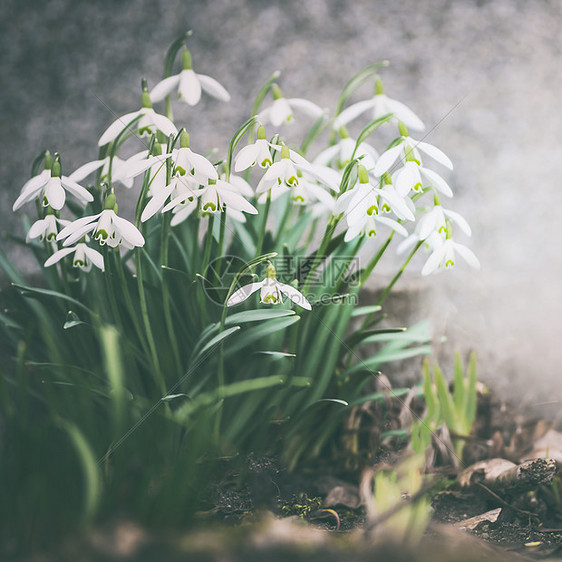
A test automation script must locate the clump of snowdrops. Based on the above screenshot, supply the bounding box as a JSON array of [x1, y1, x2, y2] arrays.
[[0, 32, 478, 545]]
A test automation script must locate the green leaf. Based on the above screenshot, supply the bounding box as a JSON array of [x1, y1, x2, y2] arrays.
[[343, 344, 431, 377], [434, 365, 457, 433], [225, 309, 296, 325], [353, 114, 394, 149], [191, 326, 241, 363], [12, 283, 96, 316], [60, 420, 101, 521], [345, 327, 406, 348], [351, 305, 382, 317], [225, 316, 300, 355], [63, 311, 87, 330]]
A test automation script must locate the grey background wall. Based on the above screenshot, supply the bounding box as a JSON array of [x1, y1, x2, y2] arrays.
[[2, 0, 561, 410]]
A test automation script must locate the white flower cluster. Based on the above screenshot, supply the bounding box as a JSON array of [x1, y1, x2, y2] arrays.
[[13, 43, 477, 301]]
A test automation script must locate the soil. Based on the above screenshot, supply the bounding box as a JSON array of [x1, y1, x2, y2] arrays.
[[9, 387, 562, 562]]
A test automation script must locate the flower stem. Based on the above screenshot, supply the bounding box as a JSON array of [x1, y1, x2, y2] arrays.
[[135, 247, 166, 395], [161, 212, 182, 375], [255, 191, 271, 256]]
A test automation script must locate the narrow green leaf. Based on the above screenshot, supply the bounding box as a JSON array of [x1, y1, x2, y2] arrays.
[[12, 283, 96, 316], [191, 325, 241, 363], [351, 305, 382, 317], [60, 421, 101, 521], [225, 309, 296, 325]]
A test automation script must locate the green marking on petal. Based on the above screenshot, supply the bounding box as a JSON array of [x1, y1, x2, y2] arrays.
[[445, 259, 454, 268], [260, 157, 272, 168], [175, 166, 186, 176], [202, 202, 217, 212], [368, 229, 377, 237], [293, 195, 305, 204], [286, 176, 298, 187], [367, 204, 378, 216]]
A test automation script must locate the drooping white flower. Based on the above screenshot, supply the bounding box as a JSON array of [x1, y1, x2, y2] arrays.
[[314, 131, 379, 171], [234, 125, 275, 172], [392, 160, 453, 198], [421, 236, 480, 276], [13, 157, 93, 211], [333, 78, 425, 131], [227, 263, 311, 310], [374, 122, 453, 178], [98, 86, 177, 147], [57, 195, 145, 249], [257, 84, 325, 127], [198, 177, 258, 217], [149, 47, 230, 106], [335, 165, 412, 242], [256, 144, 299, 194], [44, 241, 104, 272], [26, 213, 70, 243], [416, 203, 471, 240]]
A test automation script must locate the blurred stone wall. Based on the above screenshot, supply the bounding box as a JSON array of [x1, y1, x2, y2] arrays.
[[2, 0, 561, 408]]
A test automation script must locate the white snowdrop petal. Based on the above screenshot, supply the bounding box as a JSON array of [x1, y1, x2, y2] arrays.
[[419, 167, 453, 197], [149, 74, 181, 103], [44, 178, 66, 210], [333, 100, 375, 129], [197, 73, 231, 102], [384, 98, 425, 131], [421, 246, 446, 276], [112, 215, 145, 247], [98, 110, 142, 146], [453, 243, 480, 269], [84, 246, 105, 271], [178, 69, 201, 106], [416, 141, 453, 169], [269, 99, 292, 127], [228, 175, 254, 197], [61, 177, 93, 203], [68, 159, 106, 182], [44, 247, 75, 267], [444, 209, 472, 237], [227, 282, 264, 306], [313, 144, 341, 167], [277, 282, 312, 310], [287, 98, 324, 119], [373, 144, 403, 177], [376, 216, 408, 236], [150, 112, 178, 138], [234, 144, 259, 172]]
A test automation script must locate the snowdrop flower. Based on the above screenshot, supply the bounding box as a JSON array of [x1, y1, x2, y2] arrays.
[[374, 122, 453, 178], [335, 165, 412, 242], [198, 177, 258, 217], [149, 47, 230, 106], [98, 83, 177, 147], [13, 155, 93, 211], [227, 263, 311, 310], [165, 196, 199, 227], [257, 84, 325, 127], [26, 212, 70, 243], [416, 199, 471, 241], [45, 241, 104, 272], [314, 127, 379, 171], [256, 144, 299, 194], [392, 160, 453, 198], [57, 194, 145, 249], [334, 78, 425, 131], [421, 233, 480, 276], [234, 125, 275, 171], [336, 165, 414, 223], [289, 170, 336, 208]]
